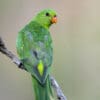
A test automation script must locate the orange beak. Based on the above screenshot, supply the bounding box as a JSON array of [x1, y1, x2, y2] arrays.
[[51, 16, 57, 24]]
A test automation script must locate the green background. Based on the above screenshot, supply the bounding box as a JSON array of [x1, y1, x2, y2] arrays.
[[0, 0, 100, 100]]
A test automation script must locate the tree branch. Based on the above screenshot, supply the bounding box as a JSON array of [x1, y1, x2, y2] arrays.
[[50, 76, 67, 100], [0, 36, 67, 100]]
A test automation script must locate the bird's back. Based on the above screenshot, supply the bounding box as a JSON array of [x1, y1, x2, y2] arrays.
[[16, 21, 53, 84]]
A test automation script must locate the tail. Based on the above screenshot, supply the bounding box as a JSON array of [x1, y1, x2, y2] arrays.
[[32, 75, 54, 100]]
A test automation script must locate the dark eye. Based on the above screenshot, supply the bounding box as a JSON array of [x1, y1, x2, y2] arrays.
[[45, 12, 50, 16], [54, 15, 57, 17]]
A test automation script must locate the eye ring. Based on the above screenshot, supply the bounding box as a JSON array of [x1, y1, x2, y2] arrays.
[[45, 12, 50, 16]]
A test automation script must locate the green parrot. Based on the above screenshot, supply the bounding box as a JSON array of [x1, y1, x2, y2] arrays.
[[16, 9, 57, 100]]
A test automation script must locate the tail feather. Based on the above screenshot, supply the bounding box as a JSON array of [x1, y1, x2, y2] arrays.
[[32, 75, 54, 100]]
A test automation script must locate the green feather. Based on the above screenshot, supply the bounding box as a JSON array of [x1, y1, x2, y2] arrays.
[[32, 75, 54, 100], [37, 60, 44, 76], [16, 9, 57, 100]]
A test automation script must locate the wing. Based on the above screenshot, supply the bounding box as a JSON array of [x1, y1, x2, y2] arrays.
[[16, 21, 53, 84]]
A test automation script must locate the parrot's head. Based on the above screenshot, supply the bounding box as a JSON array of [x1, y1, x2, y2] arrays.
[[33, 9, 57, 29]]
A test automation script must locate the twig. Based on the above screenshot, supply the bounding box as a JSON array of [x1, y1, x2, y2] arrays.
[[50, 76, 67, 100], [0, 36, 67, 100], [0, 37, 25, 70]]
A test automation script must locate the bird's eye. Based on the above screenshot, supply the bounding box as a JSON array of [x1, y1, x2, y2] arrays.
[[45, 12, 50, 16], [54, 15, 57, 17]]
